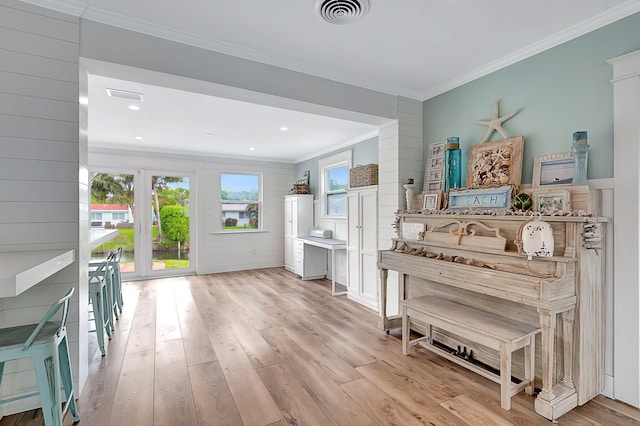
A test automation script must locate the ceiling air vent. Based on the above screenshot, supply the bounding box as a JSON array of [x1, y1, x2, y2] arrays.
[[105, 88, 144, 102], [314, 0, 370, 25]]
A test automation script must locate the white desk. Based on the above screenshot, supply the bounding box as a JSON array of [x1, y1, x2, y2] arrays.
[[0, 249, 76, 298], [89, 229, 120, 250], [296, 236, 347, 296]]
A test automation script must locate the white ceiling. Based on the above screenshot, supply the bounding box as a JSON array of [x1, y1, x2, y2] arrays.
[[29, 0, 640, 162]]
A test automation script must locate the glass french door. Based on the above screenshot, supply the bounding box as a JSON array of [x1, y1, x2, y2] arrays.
[[90, 171, 136, 273], [90, 169, 194, 279], [146, 173, 192, 274]]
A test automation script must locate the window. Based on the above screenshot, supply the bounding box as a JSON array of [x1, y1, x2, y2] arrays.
[[220, 173, 261, 231], [91, 212, 102, 220], [112, 212, 126, 221], [319, 151, 352, 217]]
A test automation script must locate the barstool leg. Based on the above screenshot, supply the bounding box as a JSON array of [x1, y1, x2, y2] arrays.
[[59, 336, 80, 422], [101, 285, 112, 339], [89, 288, 106, 356], [33, 353, 63, 426]]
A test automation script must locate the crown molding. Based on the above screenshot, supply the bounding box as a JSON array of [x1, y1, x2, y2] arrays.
[[422, 0, 640, 100], [18, 0, 87, 16]]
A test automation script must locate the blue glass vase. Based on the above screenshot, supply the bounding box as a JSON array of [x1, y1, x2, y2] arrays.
[[445, 137, 462, 192]]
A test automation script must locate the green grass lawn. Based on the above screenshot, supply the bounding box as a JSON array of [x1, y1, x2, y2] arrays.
[[92, 227, 160, 253], [160, 259, 190, 269]]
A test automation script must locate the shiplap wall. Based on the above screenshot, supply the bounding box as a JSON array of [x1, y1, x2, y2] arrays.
[[89, 150, 295, 276], [0, 0, 82, 416], [378, 98, 423, 316]]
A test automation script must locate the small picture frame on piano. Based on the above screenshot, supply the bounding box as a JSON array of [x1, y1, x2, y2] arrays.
[[532, 188, 571, 215], [422, 191, 443, 212]]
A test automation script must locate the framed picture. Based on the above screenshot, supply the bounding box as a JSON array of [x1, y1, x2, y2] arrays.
[[467, 136, 524, 188], [427, 181, 443, 191], [448, 185, 513, 211], [532, 152, 582, 188], [430, 143, 444, 157], [532, 188, 571, 214], [423, 140, 445, 193], [429, 170, 442, 181], [422, 191, 443, 211]]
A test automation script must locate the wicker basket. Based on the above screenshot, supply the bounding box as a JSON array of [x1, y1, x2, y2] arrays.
[[293, 183, 308, 194], [349, 164, 379, 187]]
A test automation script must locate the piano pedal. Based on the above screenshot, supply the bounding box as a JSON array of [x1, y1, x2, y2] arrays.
[[464, 349, 474, 362]]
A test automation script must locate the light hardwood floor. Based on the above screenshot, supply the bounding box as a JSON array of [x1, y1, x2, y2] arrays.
[[2, 268, 639, 425]]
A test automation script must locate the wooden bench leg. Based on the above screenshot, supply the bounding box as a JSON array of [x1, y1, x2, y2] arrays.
[[402, 305, 409, 355], [525, 334, 536, 395], [500, 341, 512, 410]]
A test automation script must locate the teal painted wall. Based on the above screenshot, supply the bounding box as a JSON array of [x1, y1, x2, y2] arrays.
[[295, 136, 378, 196], [423, 12, 640, 185]]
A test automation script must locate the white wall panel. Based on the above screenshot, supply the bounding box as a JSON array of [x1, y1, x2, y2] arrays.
[[0, 71, 78, 102], [0, 158, 78, 181], [0, 115, 78, 141], [0, 181, 79, 202], [0, 27, 78, 62], [0, 93, 77, 122], [0, 137, 78, 161], [0, 0, 80, 417], [0, 201, 78, 223], [0, 50, 78, 82]]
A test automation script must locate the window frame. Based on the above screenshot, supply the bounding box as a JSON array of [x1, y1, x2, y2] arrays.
[[219, 171, 263, 232], [318, 151, 352, 219]]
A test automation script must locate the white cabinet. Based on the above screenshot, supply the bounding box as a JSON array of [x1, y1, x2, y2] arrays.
[[347, 186, 378, 310], [295, 239, 327, 280], [284, 195, 314, 273]]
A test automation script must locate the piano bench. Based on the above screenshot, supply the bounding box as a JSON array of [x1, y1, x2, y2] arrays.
[[400, 296, 541, 410]]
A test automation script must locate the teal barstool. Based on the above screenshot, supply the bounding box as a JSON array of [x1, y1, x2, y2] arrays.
[[111, 247, 124, 313], [88, 260, 112, 356], [90, 247, 122, 320], [89, 253, 117, 325], [0, 288, 80, 425]]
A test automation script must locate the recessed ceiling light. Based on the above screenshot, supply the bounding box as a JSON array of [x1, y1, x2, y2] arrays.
[[249, 147, 256, 151], [280, 126, 288, 131], [128, 105, 140, 111], [135, 136, 143, 140]]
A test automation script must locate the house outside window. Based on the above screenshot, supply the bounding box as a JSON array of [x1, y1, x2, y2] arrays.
[[319, 150, 352, 218], [220, 173, 261, 231]]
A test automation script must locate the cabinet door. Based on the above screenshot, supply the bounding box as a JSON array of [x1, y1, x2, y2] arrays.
[[284, 198, 297, 269], [359, 190, 378, 303], [347, 192, 360, 294]]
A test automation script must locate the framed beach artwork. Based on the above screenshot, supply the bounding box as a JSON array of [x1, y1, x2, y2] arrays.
[[532, 152, 582, 188]]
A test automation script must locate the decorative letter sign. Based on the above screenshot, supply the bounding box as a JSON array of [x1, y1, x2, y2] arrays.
[[448, 185, 513, 211]]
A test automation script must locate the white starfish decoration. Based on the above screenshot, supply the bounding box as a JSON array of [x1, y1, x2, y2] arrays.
[[475, 100, 518, 143]]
